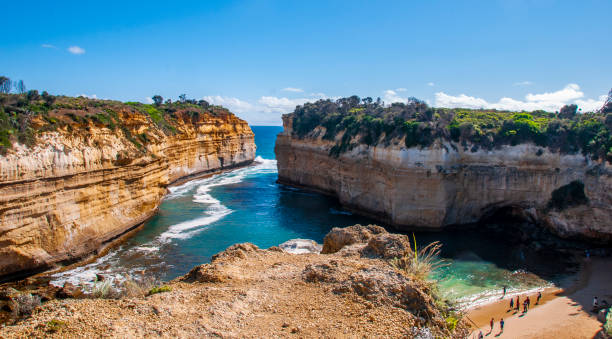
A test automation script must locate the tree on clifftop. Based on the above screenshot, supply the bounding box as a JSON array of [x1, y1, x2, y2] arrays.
[[0, 76, 11, 94], [601, 88, 612, 114], [15, 80, 26, 94], [152, 95, 163, 106], [559, 104, 577, 119]]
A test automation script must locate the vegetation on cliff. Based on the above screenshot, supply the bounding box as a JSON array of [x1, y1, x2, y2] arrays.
[[0, 77, 239, 155], [289, 91, 612, 162]]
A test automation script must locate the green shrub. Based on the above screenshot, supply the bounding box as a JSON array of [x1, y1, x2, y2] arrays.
[[605, 310, 612, 336], [46, 319, 67, 333], [289, 96, 612, 162], [148, 285, 172, 295]]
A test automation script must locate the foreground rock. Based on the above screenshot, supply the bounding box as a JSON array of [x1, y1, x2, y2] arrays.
[[0, 98, 255, 280], [0, 226, 468, 338]]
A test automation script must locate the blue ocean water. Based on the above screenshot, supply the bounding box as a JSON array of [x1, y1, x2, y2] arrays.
[[51, 126, 571, 308]]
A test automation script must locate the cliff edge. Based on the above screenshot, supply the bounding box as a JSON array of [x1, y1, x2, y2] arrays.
[[275, 98, 612, 244], [0, 225, 468, 338], [0, 95, 255, 279]]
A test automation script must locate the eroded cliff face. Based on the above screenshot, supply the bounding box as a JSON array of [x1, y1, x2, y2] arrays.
[[275, 114, 612, 244], [0, 108, 255, 279]]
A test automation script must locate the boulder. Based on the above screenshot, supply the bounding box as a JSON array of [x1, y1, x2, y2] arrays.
[[279, 239, 322, 254], [56, 282, 84, 299], [362, 233, 412, 259], [321, 224, 386, 254]]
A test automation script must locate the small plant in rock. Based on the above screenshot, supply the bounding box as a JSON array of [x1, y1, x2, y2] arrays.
[[148, 285, 172, 295], [91, 278, 114, 298], [46, 319, 67, 333], [389, 235, 448, 282], [122, 275, 160, 298], [605, 310, 612, 336]]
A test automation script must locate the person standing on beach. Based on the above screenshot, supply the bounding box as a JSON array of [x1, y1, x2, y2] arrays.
[[516, 296, 520, 311], [502, 285, 506, 297], [523, 299, 528, 313], [500, 318, 504, 333], [478, 331, 484, 339], [509, 297, 514, 310], [526, 296, 531, 310], [594, 296, 599, 309], [490, 318, 494, 332], [537, 291, 542, 305]]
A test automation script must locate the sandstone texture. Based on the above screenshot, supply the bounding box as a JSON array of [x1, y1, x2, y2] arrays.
[[0, 108, 255, 279], [0, 226, 468, 338], [275, 114, 612, 244]]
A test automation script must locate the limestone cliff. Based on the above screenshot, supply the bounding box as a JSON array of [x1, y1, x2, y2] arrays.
[[276, 114, 612, 244], [0, 101, 255, 279]]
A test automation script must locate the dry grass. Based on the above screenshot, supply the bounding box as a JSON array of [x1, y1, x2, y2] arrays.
[[389, 236, 449, 282]]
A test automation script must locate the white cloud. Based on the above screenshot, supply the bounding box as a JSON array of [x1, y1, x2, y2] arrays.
[[281, 87, 304, 93], [383, 90, 409, 104], [258, 96, 313, 113], [395, 88, 407, 92], [427, 82, 435, 87], [145, 97, 154, 104], [41, 44, 56, 49], [68, 46, 86, 55], [434, 84, 606, 112], [203, 95, 254, 114], [78, 94, 98, 99], [525, 84, 583, 103], [513, 81, 532, 86]]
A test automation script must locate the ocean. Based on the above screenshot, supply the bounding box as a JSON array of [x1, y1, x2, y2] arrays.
[[50, 126, 573, 308]]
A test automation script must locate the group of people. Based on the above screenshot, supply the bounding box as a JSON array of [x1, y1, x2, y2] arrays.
[[508, 291, 541, 314], [475, 289, 544, 338]]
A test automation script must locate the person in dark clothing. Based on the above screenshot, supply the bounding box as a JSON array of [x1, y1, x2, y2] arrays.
[[509, 297, 514, 310], [526, 296, 531, 310], [536, 291, 542, 305], [516, 296, 520, 311], [490, 317, 494, 332], [500, 318, 504, 332], [503, 285, 507, 297]]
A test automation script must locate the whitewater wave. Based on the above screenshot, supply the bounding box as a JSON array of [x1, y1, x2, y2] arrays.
[[159, 157, 276, 241]]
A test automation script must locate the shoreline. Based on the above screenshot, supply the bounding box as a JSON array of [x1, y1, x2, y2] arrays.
[[0, 160, 258, 287], [465, 256, 612, 338]]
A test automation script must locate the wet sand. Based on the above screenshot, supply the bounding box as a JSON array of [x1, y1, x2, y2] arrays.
[[466, 257, 612, 338]]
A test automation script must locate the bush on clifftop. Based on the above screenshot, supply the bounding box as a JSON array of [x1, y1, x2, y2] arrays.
[[0, 78, 238, 155], [289, 94, 612, 163]]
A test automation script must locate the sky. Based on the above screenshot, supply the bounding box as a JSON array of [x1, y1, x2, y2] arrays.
[[1, 0, 610, 125]]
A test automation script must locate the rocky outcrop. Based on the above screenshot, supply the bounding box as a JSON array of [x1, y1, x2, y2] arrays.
[[0, 108, 255, 279], [0, 226, 467, 338], [275, 114, 612, 244]]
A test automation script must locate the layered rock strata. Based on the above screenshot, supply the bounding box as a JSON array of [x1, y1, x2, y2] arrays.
[[275, 114, 612, 243], [0, 109, 255, 279]]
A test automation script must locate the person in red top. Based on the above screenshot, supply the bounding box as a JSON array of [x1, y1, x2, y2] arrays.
[[490, 317, 494, 332]]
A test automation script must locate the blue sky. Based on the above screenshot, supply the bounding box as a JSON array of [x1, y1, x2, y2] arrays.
[[1, 0, 610, 125]]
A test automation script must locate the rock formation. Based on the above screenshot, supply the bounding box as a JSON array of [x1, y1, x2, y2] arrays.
[[0, 104, 255, 279], [0, 226, 468, 338], [276, 114, 612, 244]]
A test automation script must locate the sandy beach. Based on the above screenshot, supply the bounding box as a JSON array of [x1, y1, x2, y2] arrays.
[[466, 257, 612, 338]]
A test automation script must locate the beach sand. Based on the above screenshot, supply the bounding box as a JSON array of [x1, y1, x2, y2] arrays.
[[466, 257, 612, 338]]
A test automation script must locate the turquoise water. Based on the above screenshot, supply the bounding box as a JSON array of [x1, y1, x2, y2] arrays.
[[50, 126, 572, 308]]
